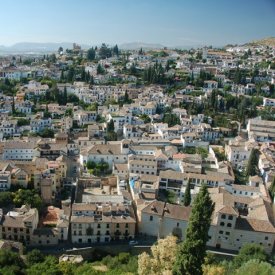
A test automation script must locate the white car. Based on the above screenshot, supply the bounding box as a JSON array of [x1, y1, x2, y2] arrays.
[[129, 240, 138, 246]]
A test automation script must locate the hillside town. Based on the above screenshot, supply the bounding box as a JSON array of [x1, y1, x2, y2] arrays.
[[0, 40, 275, 259]]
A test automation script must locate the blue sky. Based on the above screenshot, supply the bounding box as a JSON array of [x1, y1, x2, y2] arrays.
[[0, 0, 275, 47]]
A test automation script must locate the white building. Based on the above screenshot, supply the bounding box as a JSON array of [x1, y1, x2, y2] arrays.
[[3, 141, 40, 161]]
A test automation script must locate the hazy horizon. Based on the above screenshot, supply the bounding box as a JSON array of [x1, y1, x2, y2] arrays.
[[0, 0, 275, 47]]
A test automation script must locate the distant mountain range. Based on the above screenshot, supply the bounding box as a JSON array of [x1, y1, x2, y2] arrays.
[[246, 37, 275, 47], [0, 37, 274, 54], [0, 42, 90, 53], [0, 42, 166, 53], [119, 42, 165, 50]]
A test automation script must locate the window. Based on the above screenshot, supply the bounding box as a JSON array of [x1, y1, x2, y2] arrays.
[[221, 214, 226, 219], [116, 223, 120, 228], [106, 224, 109, 228], [227, 223, 232, 228], [219, 231, 223, 234], [150, 216, 153, 221], [225, 232, 230, 236], [220, 222, 225, 226], [228, 215, 233, 220], [265, 236, 268, 240], [177, 222, 179, 227]]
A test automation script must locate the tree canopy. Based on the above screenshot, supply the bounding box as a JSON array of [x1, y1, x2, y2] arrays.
[[173, 185, 214, 275]]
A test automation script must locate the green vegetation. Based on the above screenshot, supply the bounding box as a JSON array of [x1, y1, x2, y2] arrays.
[[0, 238, 274, 275], [160, 189, 177, 204], [269, 177, 275, 200], [38, 128, 55, 138], [173, 185, 214, 275], [245, 148, 259, 177], [233, 243, 268, 269], [162, 113, 180, 127], [106, 119, 117, 141], [13, 189, 43, 211], [181, 147, 208, 159], [0, 191, 13, 207], [87, 47, 96, 61], [87, 161, 109, 176], [143, 62, 173, 84], [0, 249, 137, 275], [183, 180, 191, 206], [139, 114, 151, 123], [17, 118, 31, 127]]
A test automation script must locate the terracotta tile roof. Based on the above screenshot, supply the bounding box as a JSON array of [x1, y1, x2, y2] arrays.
[[235, 217, 275, 233]]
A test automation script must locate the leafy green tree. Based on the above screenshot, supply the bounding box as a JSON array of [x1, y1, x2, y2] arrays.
[[99, 43, 112, 59], [235, 259, 274, 275], [173, 185, 214, 275], [17, 118, 30, 126], [138, 236, 178, 275], [0, 249, 25, 274], [27, 256, 61, 275], [139, 114, 151, 123], [0, 192, 13, 207], [143, 62, 166, 84], [87, 47, 96, 61], [39, 128, 55, 138], [246, 148, 259, 177], [67, 94, 79, 104], [13, 189, 43, 211], [65, 108, 73, 117], [183, 180, 191, 206], [86, 160, 96, 170], [26, 249, 45, 266], [163, 113, 180, 127], [233, 243, 268, 268]]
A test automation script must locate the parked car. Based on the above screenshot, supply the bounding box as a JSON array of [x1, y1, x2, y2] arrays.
[[129, 240, 138, 246]]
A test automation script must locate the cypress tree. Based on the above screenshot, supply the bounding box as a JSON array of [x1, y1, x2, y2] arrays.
[[63, 87, 68, 105], [12, 95, 15, 114], [269, 177, 275, 200], [173, 185, 214, 275], [107, 119, 115, 132], [246, 148, 259, 177], [183, 180, 191, 206]]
